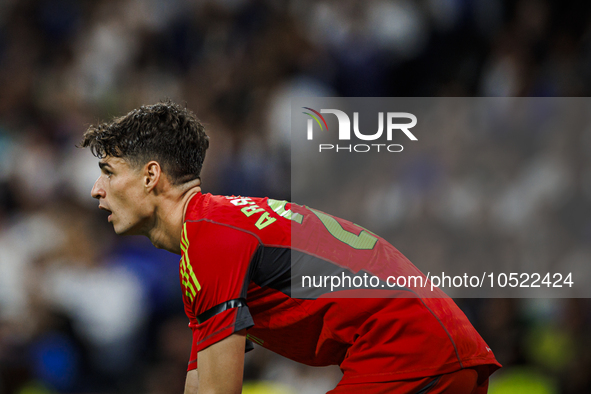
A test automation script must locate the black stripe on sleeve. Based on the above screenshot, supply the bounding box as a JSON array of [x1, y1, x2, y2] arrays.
[[197, 298, 248, 324]]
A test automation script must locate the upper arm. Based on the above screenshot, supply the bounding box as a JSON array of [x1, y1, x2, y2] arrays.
[[183, 222, 258, 354], [197, 329, 247, 394], [184, 369, 199, 394]]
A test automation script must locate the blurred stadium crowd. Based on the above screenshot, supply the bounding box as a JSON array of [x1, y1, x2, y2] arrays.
[[1, 0, 591, 393]]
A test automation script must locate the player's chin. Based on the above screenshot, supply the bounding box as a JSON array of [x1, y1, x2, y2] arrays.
[[114, 226, 132, 236], [112, 222, 129, 235], [114, 223, 142, 236]]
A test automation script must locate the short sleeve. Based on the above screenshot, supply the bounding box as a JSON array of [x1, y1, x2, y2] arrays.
[[181, 220, 259, 366]]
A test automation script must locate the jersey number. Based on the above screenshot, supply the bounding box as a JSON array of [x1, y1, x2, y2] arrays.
[[268, 199, 378, 250]]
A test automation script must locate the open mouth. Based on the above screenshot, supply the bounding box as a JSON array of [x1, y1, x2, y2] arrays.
[[99, 205, 113, 221]]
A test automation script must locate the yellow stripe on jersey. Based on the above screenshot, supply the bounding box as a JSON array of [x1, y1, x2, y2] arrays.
[[180, 257, 196, 303], [180, 223, 202, 303], [181, 256, 196, 294]]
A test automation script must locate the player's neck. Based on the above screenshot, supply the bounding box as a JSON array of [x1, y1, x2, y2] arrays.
[[146, 182, 201, 255]]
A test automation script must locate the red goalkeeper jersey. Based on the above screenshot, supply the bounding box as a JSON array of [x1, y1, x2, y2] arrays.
[[181, 193, 500, 384]]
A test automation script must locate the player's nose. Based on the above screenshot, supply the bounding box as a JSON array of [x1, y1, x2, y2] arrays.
[[91, 177, 105, 199]]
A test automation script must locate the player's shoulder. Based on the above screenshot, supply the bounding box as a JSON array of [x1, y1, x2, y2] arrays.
[[184, 193, 291, 244]]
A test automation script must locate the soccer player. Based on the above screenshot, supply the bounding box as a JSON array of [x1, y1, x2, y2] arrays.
[[81, 101, 500, 394]]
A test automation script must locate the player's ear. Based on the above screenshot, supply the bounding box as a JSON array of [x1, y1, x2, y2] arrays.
[[144, 161, 161, 192]]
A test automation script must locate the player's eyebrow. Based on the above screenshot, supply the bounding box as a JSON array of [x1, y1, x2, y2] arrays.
[[99, 161, 113, 170]]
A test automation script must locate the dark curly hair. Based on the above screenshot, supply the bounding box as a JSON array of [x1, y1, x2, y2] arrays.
[[80, 100, 209, 185]]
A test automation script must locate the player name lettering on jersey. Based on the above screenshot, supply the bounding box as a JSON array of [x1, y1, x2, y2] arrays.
[[226, 196, 276, 230]]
